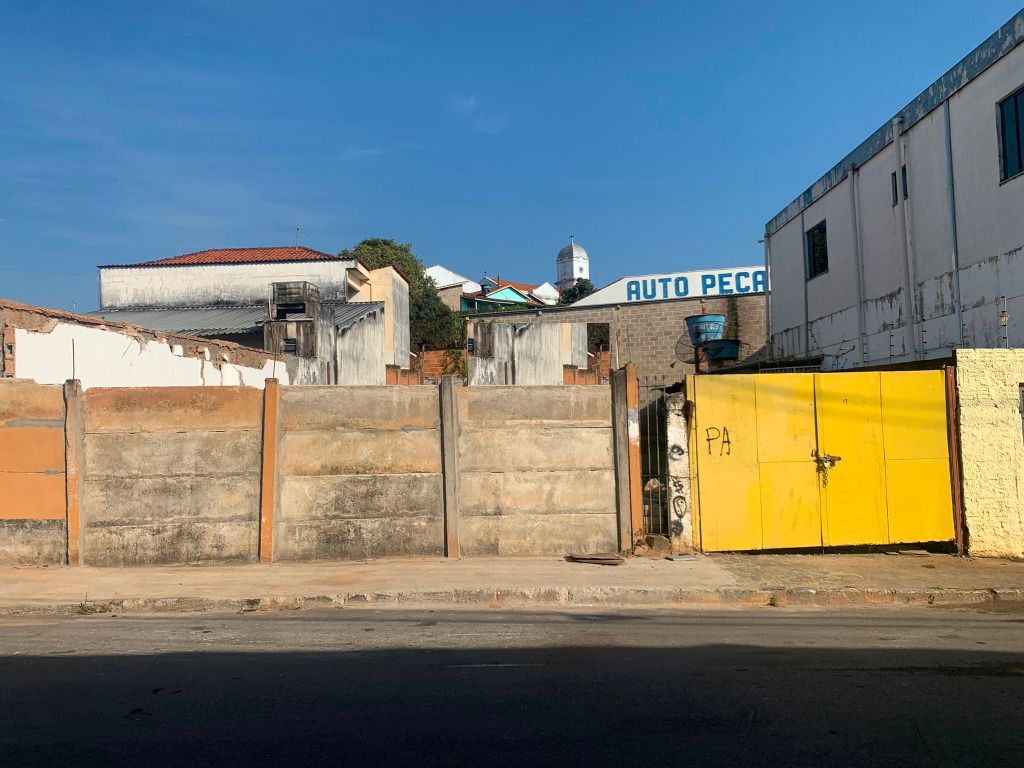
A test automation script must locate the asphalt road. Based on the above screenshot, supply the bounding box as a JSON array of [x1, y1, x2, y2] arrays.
[[1, 606, 1022, 767]]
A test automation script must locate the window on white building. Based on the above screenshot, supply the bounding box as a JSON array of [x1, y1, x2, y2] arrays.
[[999, 86, 1024, 181], [891, 165, 908, 206], [805, 220, 829, 279]]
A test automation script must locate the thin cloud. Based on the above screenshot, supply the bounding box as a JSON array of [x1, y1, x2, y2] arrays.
[[344, 146, 388, 159], [342, 142, 426, 160], [451, 93, 510, 135], [452, 94, 478, 115]]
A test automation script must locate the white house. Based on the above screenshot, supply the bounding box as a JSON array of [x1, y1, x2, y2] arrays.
[[765, 10, 1024, 369], [94, 246, 411, 384]]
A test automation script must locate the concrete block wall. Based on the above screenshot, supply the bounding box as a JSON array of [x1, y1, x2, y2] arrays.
[[78, 387, 263, 565], [455, 386, 618, 556], [0, 379, 67, 564], [0, 378, 631, 565], [955, 349, 1024, 559], [274, 387, 445, 560], [471, 294, 767, 386]]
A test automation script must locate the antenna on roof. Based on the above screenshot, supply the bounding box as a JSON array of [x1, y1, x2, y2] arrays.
[[294, 227, 308, 246]]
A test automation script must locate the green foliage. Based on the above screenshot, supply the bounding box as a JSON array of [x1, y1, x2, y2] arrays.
[[339, 238, 463, 350], [587, 322, 610, 354], [558, 278, 595, 305], [442, 348, 468, 378]]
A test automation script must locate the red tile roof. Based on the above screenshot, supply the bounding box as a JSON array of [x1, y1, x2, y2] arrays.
[[487, 278, 541, 291], [101, 246, 342, 269]]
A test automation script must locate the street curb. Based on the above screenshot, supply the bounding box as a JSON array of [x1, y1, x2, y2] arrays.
[[1, 585, 1023, 615]]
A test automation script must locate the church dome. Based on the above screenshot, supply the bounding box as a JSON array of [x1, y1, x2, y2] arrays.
[[557, 239, 588, 263]]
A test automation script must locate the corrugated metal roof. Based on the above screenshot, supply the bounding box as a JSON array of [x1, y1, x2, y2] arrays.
[[100, 246, 342, 269], [89, 306, 266, 335], [88, 301, 386, 335], [333, 301, 383, 330]]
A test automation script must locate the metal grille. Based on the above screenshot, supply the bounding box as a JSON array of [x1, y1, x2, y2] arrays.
[[639, 375, 671, 537]]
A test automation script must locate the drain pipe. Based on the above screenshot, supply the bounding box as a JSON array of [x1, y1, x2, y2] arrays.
[[763, 233, 773, 360], [892, 116, 918, 358], [849, 164, 868, 366], [943, 100, 966, 348]]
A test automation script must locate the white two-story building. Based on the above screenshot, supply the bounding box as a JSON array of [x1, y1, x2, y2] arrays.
[[765, 10, 1024, 369]]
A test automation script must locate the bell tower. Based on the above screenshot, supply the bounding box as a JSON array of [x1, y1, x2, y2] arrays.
[[556, 235, 589, 290]]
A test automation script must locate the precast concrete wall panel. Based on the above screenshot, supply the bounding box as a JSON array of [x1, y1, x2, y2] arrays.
[[275, 386, 445, 560], [0, 379, 67, 564], [79, 387, 263, 566], [456, 386, 618, 556]]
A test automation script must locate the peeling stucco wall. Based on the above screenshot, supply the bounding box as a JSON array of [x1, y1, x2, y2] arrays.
[[336, 309, 386, 385], [467, 321, 573, 385], [2, 302, 288, 389], [955, 349, 1024, 558], [99, 260, 357, 308]]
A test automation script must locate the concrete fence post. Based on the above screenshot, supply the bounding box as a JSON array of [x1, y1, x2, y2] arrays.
[[258, 378, 281, 564], [63, 379, 84, 566], [439, 375, 461, 557], [665, 390, 694, 553], [610, 368, 632, 551], [624, 362, 643, 543]]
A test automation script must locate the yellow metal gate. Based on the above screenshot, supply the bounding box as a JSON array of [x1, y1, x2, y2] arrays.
[[691, 371, 955, 552]]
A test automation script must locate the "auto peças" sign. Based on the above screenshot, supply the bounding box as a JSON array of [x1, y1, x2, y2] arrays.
[[571, 266, 768, 307]]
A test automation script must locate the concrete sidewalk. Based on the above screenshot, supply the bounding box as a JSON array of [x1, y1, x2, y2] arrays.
[[1, 552, 1023, 615]]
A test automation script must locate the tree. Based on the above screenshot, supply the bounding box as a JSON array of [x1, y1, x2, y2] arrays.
[[338, 238, 463, 350], [558, 278, 594, 305]]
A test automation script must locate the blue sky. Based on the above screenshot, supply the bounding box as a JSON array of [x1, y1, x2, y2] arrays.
[[1, 1, 1021, 311]]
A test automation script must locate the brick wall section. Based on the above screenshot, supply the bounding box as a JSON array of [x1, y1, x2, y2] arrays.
[[0, 379, 67, 564], [563, 366, 600, 385], [79, 387, 263, 566], [417, 349, 466, 380], [470, 295, 767, 384], [590, 350, 611, 380], [955, 349, 1024, 558], [455, 386, 618, 556], [386, 365, 423, 385], [275, 387, 445, 560]]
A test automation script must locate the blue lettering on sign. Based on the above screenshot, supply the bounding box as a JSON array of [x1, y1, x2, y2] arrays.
[[624, 269, 766, 302], [752, 269, 767, 293]]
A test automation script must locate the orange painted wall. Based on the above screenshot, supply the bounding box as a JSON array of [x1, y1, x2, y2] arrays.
[[0, 380, 66, 521]]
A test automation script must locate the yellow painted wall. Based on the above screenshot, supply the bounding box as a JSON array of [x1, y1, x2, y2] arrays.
[[353, 266, 411, 367], [956, 349, 1024, 559]]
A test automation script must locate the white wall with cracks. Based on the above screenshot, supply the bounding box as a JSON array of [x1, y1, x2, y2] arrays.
[[10, 320, 286, 389]]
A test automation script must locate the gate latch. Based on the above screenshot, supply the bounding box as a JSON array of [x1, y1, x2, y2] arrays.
[[812, 449, 842, 486]]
